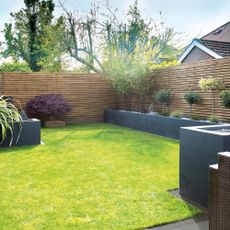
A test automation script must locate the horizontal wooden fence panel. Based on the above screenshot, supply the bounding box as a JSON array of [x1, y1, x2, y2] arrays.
[[152, 57, 230, 121], [117, 58, 230, 121], [0, 73, 116, 124], [1, 57, 230, 124]]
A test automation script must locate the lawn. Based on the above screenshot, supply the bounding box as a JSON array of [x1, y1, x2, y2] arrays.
[[0, 123, 201, 229]]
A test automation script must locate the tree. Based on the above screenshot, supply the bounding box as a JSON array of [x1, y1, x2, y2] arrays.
[[38, 17, 66, 72], [55, 1, 105, 74], [199, 77, 225, 116], [184, 91, 201, 118], [42, 0, 181, 74], [155, 89, 171, 115], [0, 61, 30, 72], [1, 0, 56, 71]]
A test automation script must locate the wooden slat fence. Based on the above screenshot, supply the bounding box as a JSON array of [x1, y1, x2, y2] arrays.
[[0, 72, 116, 124], [152, 57, 230, 121], [1, 57, 230, 123]]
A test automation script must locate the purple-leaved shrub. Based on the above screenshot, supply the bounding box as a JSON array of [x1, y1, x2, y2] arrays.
[[26, 94, 71, 121]]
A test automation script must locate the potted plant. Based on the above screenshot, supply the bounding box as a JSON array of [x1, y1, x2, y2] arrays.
[[220, 91, 230, 108], [155, 89, 171, 116], [0, 96, 23, 146], [184, 91, 201, 118], [26, 94, 71, 127], [199, 77, 225, 122], [220, 90, 230, 121]]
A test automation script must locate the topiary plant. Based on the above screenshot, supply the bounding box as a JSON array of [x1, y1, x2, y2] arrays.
[[26, 94, 71, 124], [199, 77, 225, 116], [184, 91, 201, 118], [155, 89, 171, 115], [220, 91, 230, 109]]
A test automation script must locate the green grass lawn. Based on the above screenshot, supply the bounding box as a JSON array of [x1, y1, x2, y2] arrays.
[[0, 123, 201, 229]]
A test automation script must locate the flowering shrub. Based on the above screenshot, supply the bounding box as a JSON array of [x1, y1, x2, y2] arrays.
[[199, 77, 225, 91], [26, 94, 71, 120]]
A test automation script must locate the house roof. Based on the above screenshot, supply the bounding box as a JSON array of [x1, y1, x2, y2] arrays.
[[178, 39, 223, 63], [199, 39, 230, 57], [202, 21, 230, 43], [178, 21, 230, 63]]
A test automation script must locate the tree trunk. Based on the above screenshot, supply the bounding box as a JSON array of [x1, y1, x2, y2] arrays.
[[115, 94, 120, 110], [126, 94, 131, 111], [212, 90, 217, 116], [189, 104, 192, 118], [139, 94, 146, 113]]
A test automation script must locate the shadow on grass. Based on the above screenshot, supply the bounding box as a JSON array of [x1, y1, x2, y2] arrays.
[[0, 144, 40, 155]]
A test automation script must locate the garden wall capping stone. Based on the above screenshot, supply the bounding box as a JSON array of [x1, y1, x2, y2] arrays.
[[104, 109, 214, 140]]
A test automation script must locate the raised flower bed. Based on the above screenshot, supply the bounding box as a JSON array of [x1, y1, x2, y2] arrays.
[[0, 119, 41, 148], [180, 124, 230, 208], [104, 109, 214, 140]]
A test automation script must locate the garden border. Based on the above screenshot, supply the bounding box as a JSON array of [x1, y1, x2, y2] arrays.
[[104, 109, 214, 140]]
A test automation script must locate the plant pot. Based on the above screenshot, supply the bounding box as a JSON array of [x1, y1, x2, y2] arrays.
[[104, 109, 215, 140], [44, 120, 66, 128], [0, 119, 41, 147], [180, 125, 230, 208]]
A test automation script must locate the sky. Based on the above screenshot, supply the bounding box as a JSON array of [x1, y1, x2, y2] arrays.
[[0, 0, 229, 44]]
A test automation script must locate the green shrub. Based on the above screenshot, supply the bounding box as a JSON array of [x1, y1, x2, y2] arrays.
[[170, 111, 182, 118], [155, 89, 171, 114], [199, 77, 225, 91], [199, 77, 225, 116], [191, 115, 203, 120], [209, 115, 220, 123], [160, 111, 170, 117], [184, 91, 201, 104], [220, 91, 230, 108], [0, 97, 23, 145], [0, 61, 30, 72], [184, 91, 201, 118]]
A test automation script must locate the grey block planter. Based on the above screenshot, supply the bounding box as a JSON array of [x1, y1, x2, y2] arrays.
[[104, 109, 213, 140], [180, 125, 230, 208], [0, 119, 41, 148]]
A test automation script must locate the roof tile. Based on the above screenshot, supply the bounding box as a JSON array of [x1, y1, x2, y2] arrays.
[[199, 39, 230, 57]]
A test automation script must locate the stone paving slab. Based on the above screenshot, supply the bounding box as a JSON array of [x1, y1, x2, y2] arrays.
[[148, 215, 208, 230]]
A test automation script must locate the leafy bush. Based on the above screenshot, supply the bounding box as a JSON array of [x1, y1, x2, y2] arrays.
[[199, 77, 225, 91], [155, 89, 171, 104], [155, 89, 171, 114], [0, 61, 30, 72], [209, 115, 220, 123], [199, 77, 225, 116], [170, 111, 182, 118], [184, 91, 201, 104], [191, 115, 203, 120], [105, 53, 152, 111], [0, 97, 22, 146], [26, 94, 71, 122], [184, 91, 201, 118], [220, 91, 230, 109]]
